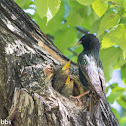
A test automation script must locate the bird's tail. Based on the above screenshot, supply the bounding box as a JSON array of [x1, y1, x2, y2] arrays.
[[90, 95, 101, 122]]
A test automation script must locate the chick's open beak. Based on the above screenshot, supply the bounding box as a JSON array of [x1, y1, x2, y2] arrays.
[[72, 41, 82, 47]]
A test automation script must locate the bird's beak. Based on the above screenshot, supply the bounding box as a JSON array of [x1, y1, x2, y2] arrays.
[[72, 41, 81, 47]]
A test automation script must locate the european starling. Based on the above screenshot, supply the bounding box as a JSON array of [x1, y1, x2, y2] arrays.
[[73, 34, 107, 105]]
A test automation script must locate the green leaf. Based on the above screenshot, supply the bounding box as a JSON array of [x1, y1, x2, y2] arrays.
[[69, 0, 84, 7], [101, 24, 126, 54], [67, 6, 94, 27], [74, 46, 83, 55], [107, 91, 121, 103], [76, 0, 94, 6], [15, 0, 32, 9], [111, 108, 120, 121], [109, 83, 118, 89], [71, 56, 78, 63], [66, 7, 86, 26], [81, 9, 99, 30], [90, 19, 100, 33], [100, 47, 122, 81], [121, 64, 126, 83], [98, 12, 120, 36], [112, 86, 125, 92], [102, 24, 125, 48], [35, 0, 61, 23], [92, 0, 108, 17], [118, 32, 126, 56], [54, 25, 77, 55], [119, 116, 126, 126], [34, 1, 64, 35], [117, 96, 126, 109], [122, 0, 126, 11], [118, 51, 126, 67], [106, 86, 109, 94], [107, 86, 124, 103], [120, 16, 126, 24], [107, 0, 123, 5]]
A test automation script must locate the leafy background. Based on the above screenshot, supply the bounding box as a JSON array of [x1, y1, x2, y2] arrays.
[[15, 0, 126, 125]]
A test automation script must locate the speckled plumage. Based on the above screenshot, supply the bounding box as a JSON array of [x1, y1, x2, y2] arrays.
[[78, 34, 107, 104]]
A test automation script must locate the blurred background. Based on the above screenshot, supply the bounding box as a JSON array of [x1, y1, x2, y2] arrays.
[[15, 0, 126, 125]]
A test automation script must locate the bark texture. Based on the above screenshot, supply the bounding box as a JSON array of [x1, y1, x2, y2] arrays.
[[0, 0, 119, 126]]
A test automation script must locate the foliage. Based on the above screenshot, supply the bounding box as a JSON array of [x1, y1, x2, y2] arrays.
[[15, 0, 126, 125]]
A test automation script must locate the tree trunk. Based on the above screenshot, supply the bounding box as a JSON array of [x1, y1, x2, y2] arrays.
[[0, 0, 119, 126]]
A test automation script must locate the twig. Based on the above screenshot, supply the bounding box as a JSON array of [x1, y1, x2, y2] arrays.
[[68, 48, 78, 56], [110, 1, 117, 7], [76, 26, 88, 34]]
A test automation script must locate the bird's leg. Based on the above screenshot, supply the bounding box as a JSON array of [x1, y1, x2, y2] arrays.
[[70, 90, 90, 104]]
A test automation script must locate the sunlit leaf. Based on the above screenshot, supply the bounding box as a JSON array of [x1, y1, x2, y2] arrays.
[[120, 16, 126, 24], [100, 47, 122, 81], [76, 0, 94, 6], [118, 32, 126, 55], [107, 0, 123, 5], [122, 0, 126, 11], [121, 64, 126, 83], [106, 86, 109, 94], [35, 0, 61, 23], [34, 1, 64, 35], [98, 12, 120, 36], [112, 86, 125, 92], [118, 51, 126, 67], [119, 116, 126, 126], [15, 0, 32, 9], [111, 108, 120, 121], [71, 56, 78, 63], [107, 85, 124, 103], [102, 24, 126, 54], [92, 0, 108, 17], [117, 96, 126, 109], [107, 91, 122, 103], [109, 83, 118, 89]]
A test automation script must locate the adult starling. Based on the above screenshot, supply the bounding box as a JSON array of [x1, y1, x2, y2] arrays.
[[73, 34, 107, 105]]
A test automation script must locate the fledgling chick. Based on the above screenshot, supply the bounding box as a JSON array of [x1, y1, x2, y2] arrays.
[[61, 74, 74, 98], [52, 61, 71, 93]]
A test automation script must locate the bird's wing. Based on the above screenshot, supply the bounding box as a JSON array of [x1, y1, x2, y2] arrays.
[[78, 54, 107, 104], [98, 67, 106, 96]]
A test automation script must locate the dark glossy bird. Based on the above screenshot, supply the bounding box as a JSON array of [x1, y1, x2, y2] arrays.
[[73, 34, 107, 105]]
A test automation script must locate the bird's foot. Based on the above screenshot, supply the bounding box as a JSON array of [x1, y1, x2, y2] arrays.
[[70, 95, 83, 105], [70, 90, 90, 105]]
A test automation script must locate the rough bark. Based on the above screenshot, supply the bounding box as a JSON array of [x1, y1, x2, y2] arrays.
[[0, 0, 119, 126]]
